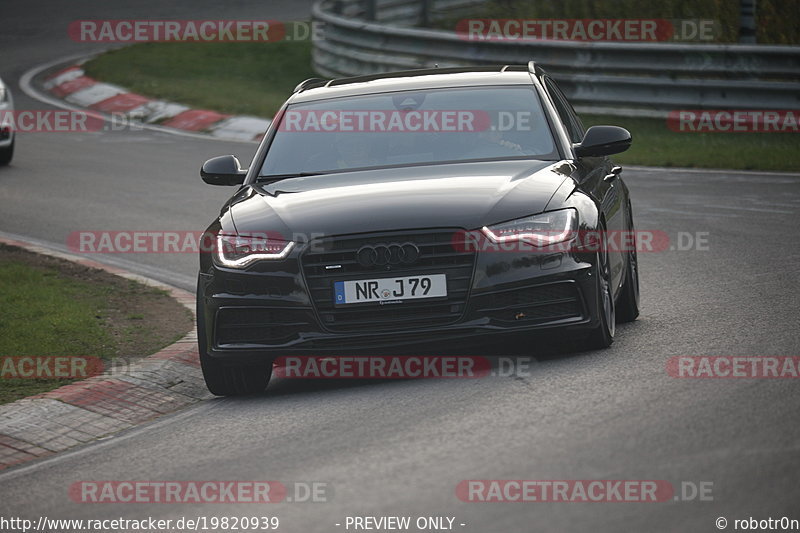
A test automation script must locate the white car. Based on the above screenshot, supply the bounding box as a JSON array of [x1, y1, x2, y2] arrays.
[[0, 76, 14, 165]]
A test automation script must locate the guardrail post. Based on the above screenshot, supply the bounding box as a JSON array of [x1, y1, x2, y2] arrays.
[[739, 0, 757, 43], [363, 0, 376, 21], [420, 0, 431, 27]]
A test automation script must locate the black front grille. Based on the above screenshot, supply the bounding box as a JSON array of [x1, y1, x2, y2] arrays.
[[301, 230, 476, 332], [215, 307, 313, 346], [474, 283, 583, 323]]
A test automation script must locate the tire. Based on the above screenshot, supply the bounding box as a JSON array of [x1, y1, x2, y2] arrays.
[[616, 209, 640, 323], [0, 138, 13, 166], [582, 226, 615, 350], [196, 276, 272, 396]]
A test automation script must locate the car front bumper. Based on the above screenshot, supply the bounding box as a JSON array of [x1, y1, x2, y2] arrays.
[[199, 239, 602, 362]]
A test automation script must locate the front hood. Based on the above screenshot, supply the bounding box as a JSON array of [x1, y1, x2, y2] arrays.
[[227, 160, 574, 238]]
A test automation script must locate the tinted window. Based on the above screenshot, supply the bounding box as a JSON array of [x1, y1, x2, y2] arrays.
[[544, 77, 585, 143], [259, 86, 558, 176]]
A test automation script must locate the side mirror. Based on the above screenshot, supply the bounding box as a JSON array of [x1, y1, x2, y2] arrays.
[[574, 126, 632, 158], [201, 155, 247, 185]]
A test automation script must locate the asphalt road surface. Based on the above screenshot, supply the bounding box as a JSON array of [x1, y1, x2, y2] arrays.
[[2, 2, 799, 532]]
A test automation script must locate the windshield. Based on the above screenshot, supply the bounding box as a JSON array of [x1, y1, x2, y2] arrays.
[[259, 86, 558, 177]]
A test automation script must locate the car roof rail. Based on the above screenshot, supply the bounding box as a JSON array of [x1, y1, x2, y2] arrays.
[[527, 61, 546, 76], [324, 66, 489, 87], [300, 64, 546, 92], [293, 78, 328, 93], [500, 62, 545, 75]]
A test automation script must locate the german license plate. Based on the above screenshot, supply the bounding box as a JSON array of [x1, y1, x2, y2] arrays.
[[333, 274, 447, 305]]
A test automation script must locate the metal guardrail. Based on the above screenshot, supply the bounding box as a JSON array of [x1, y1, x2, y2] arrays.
[[311, 0, 800, 116]]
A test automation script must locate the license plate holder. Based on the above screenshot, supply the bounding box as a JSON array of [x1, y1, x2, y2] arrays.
[[333, 274, 447, 305]]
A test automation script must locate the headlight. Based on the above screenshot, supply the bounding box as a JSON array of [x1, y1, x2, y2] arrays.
[[214, 233, 294, 268], [481, 209, 578, 247]]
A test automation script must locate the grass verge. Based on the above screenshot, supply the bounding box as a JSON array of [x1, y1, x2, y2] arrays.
[[83, 38, 315, 118], [581, 114, 798, 171], [0, 244, 193, 404], [82, 39, 798, 171]]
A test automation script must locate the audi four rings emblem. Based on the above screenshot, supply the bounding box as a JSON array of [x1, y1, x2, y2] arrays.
[[356, 243, 421, 267]]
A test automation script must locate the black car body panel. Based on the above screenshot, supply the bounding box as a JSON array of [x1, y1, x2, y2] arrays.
[[228, 161, 566, 237]]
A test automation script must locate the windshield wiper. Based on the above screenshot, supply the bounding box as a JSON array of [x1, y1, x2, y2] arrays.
[[256, 171, 326, 183]]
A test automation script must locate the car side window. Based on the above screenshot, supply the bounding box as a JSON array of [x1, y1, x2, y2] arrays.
[[544, 77, 585, 144]]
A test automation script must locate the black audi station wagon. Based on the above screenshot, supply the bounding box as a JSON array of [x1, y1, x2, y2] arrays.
[[197, 62, 639, 395]]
